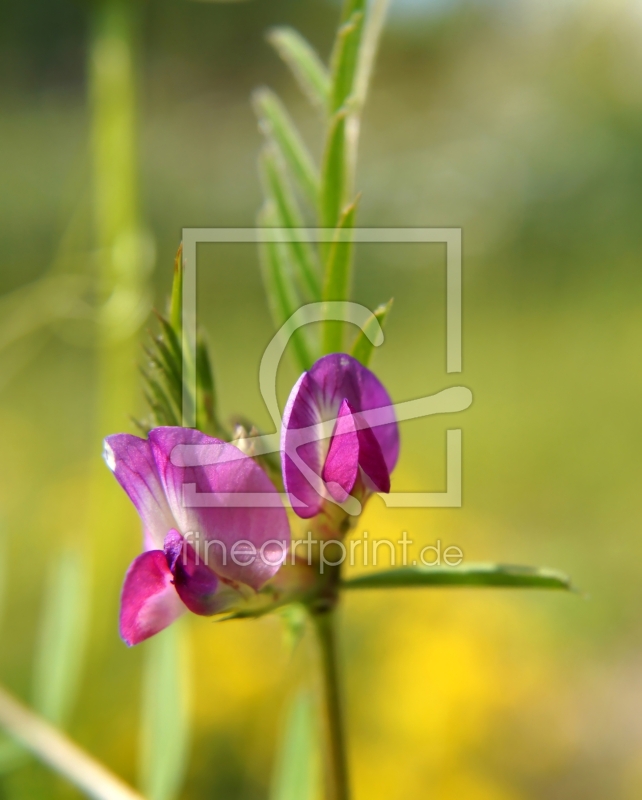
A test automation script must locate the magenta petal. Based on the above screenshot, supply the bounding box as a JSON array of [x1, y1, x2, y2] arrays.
[[281, 373, 328, 518], [164, 530, 220, 616], [355, 413, 391, 493], [282, 354, 399, 517], [119, 550, 184, 646], [148, 427, 289, 591], [103, 434, 177, 550], [322, 400, 359, 503]]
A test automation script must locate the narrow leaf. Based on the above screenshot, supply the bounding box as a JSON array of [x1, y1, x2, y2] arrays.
[[155, 313, 182, 369], [322, 197, 359, 354], [150, 337, 182, 410], [260, 146, 321, 301], [143, 371, 180, 427], [168, 244, 183, 335], [267, 27, 330, 111], [352, 0, 392, 112], [350, 298, 393, 368], [258, 203, 315, 372], [32, 549, 90, 728], [342, 563, 574, 591], [139, 621, 191, 800], [329, 11, 364, 114], [339, 0, 366, 24], [195, 333, 224, 437], [319, 111, 347, 233], [270, 689, 320, 800], [253, 88, 320, 208]]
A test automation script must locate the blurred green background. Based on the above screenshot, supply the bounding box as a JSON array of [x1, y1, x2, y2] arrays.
[[2, 0, 642, 798]]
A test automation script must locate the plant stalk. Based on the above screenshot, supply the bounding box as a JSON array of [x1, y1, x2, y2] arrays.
[[86, 0, 150, 646], [0, 685, 144, 800], [310, 608, 350, 800]]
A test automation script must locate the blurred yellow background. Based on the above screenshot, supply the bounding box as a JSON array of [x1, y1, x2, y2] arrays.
[[2, 0, 642, 797]]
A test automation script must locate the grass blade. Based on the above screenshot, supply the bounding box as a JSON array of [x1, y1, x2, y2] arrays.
[[329, 11, 364, 114], [0, 523, 28, 774], [266, 27, 330, 112], [0, 686, 144, 799], [322, 197, 359, 354], [139, 621, 191, 800], [270, 689, 320, 800], [342, 563, 575, 591], [253, 88, 320, 208], [0, 519, 5, 634], [258, 203, 316, 372], [260, 146, 321, 301], [350, 298, 393, 367], [319, 111, 347, 233], [32, 549, 90, 728]]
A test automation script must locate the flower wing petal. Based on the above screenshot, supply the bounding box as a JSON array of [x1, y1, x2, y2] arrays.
[[103, 434, 177, 549], [149, 427, 290, 591], [355, 411, 391, 493], [281, 373, 328, 518], [119, 550, 184, 646]]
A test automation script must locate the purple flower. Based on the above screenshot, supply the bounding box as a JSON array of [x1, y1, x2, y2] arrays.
[[103, 427, 290, 646], [281, 354, 400, 519]]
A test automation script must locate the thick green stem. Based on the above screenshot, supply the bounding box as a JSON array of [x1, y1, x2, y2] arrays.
[[310, 609, 350, 800]]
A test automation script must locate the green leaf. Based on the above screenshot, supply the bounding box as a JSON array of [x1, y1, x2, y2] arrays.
[[155, 313, 183, 371], [266, 27, 330, 111], [319, 111, 347, 233], [270, 689, 320, 800], [253, 88, 320, 209], [168, 244, 183, 335], [147, 338, 181, 408], [339, 0, 366, 24], [258, 203, 315, 372], [139, 621, 191, 800], [350, 298, 393, 367], [195, 334, 214, 427], [342, 563, 574, 591], [322, 197, 359, 354], [143, 370, 180, 427], [260, 146, 321, 301], [195, 333, 225, 437], [32, 550, 90, 728], [329, 11, 365, 113], [351, 0, 392, 112]]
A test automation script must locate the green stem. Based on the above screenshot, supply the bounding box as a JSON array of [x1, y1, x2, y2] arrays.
[[310, 609, 350, 800], [87, 0, 150, 647]]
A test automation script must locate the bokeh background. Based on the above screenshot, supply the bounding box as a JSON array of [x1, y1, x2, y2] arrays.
[[2, 0, 642, 797]]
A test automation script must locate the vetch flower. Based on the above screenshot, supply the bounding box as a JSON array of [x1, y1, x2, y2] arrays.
[[281, 353, 400, 520], [103, 427, 290, 645]]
